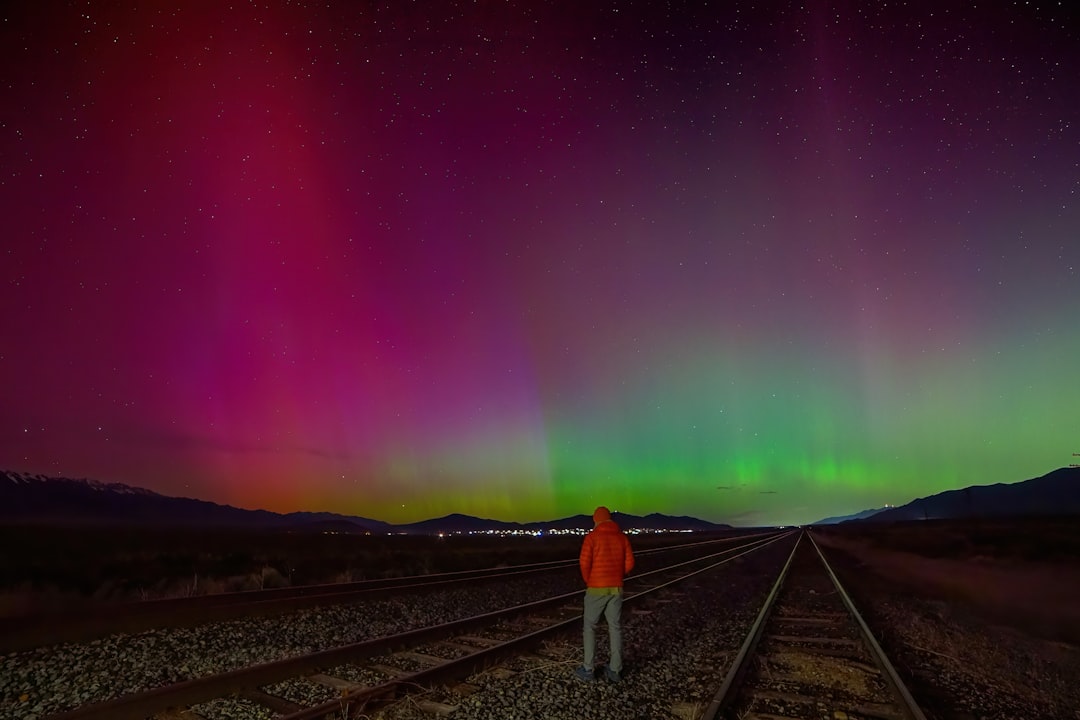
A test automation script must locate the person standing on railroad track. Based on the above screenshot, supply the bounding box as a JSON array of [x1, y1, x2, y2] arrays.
[[575, 505, 635, 684]]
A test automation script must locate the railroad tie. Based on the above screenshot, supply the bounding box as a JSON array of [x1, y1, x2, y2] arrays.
[[151, 709, 208, 720], [370, 663, 411, 678], [774, 615, 843, 625], [437, 640, 488, 653], [766, 634, 860, 645], [451, 682, 481, 696], [240, 687, 305, 716], [455, 634, 504, 647], [787, 645, 866, 660], [480, 666, 517, 680], [416, 699, 458, 716], [394, 650, 446, 665], [307, 672, 369, 693], [525, 615, 562, 625], [849, 703, 907, 720]]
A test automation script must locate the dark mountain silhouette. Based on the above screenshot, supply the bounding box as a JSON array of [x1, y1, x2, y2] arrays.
[[392, 511, 731, 534], [812, 507, 890, 525], [528, 514, 595, 532], [392, 513, 526, 534], [285, 517, 384, 534], [279, 511, 395, 534], [0, 471, 386, 533], [842, 467, 1080, 524], [0, 470, 731, 533], [610, 512, 725, 532]]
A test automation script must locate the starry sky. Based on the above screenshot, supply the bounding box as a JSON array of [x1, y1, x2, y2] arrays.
[[2, 2, 1078, 527]]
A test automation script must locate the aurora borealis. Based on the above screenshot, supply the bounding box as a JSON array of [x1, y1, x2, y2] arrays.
[[2, 2, 1078, 527]]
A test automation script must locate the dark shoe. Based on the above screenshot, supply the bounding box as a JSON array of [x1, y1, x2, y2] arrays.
[[604, 667, 622, 683], [574, 666, 594, 682]]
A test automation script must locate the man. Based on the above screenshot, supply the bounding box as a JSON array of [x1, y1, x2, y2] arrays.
[[576, 505, 635, 683]]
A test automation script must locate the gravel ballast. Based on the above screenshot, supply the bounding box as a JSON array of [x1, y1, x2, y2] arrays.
[[7, 532, 1071, 720]]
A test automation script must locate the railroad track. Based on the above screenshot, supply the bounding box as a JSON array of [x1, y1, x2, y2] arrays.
[[42, 531, 794, 720], [701, 530, 926, 720], [2, 530, 781, 653]]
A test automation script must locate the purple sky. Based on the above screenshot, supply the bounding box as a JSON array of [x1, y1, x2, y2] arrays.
[[2, 2, 1078, 526]]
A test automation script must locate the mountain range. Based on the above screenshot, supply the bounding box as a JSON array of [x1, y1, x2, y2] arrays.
[[811, 507, 893, 525], [812, 466, 1080, 524], [6, 467, 1076, 533], [0, 470, 731, 534]]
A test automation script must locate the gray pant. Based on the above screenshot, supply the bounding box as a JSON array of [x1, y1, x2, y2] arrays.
[[583, 590, 624, 672]]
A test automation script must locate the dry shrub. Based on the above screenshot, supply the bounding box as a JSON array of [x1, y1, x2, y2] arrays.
[[261, 565, 289, 588]]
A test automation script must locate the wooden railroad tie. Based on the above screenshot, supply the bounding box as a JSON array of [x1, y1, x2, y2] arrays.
[[766, 634, 860, 645], [152, 710, 208, 720], [307, 672, 369, 693], [774, 615, 842, 625], [455, 634, 504, 647], [239, 688, 304, 716], [416, 699, 458, 716], [393, 650, 446, 665], [744, 691, 904, 720], [437, 640, 488, 654]]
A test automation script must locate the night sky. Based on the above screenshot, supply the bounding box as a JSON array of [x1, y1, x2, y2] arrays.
[[2, 2, 1078, 527]]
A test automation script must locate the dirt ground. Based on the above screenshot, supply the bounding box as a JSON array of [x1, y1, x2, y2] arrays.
[[813, 529, 1080, 646], [813, 522, 1080, 719]]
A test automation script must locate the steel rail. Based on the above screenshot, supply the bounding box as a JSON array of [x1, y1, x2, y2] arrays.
[[699, 532, 802, 720], [808, 531, 928, 720], [277, 530, 797, 720], [3, 530, 783, 653], [43, 531, 794, 720], [700, 529, 928, 720]]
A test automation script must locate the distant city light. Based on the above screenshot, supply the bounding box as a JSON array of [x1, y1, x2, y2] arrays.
[[401, 527, 696, 538]]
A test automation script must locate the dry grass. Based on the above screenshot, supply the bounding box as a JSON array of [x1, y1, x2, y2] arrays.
[[814, 528, 1080, 645], [816, 521, 1080, 719]]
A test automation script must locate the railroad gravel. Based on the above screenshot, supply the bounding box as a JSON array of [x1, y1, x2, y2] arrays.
[[0, 543, 739, 720], [827, 547, 1080, 720], [383, 541, 796, 720], [1, 571, 585, 720], [191, 695, 275, 720], [851, 594, 1080, 720], [0, 538, 789, 720], [260, 676, 339, 709]]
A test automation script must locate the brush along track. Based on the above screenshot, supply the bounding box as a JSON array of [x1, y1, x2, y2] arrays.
[[41, 532, 794, 720], [1, 531, 780, 653], [701, 531, 927, 720]]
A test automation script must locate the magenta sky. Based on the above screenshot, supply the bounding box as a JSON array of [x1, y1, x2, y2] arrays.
[[2, 2, 1078, 526]]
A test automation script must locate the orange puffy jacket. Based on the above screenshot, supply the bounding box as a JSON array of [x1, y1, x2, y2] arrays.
[[580, 520, 635, 588]]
